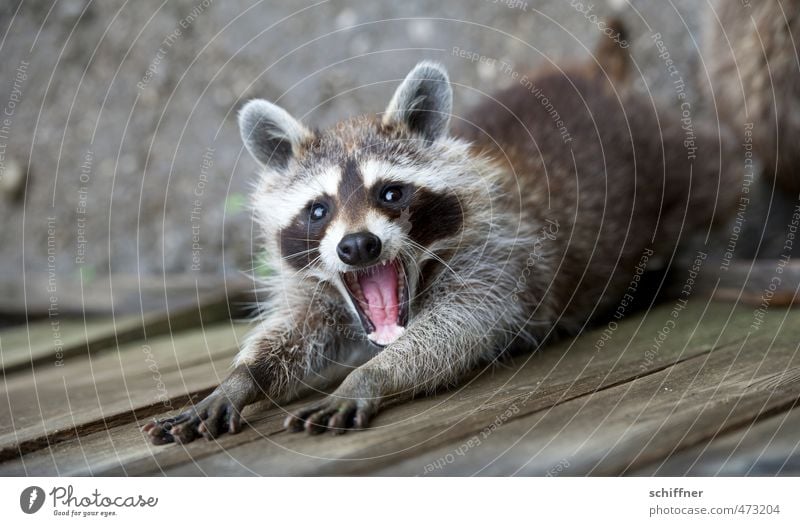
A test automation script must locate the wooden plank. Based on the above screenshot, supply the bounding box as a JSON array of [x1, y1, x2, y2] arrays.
[[0, 272, 253, 317], [0, 318, 106, 369], [713, 261, 800, 306], [667, 260, 800, 307], [372, 323, 800, 475], [0, 404, 280, 476], [0, 321, 251, 462], [2, 300, 766, 476], [0, 278, 253, 374], [160, 301, 793, 476], [631, 406, 800, 476], [1, 315, 157, 374]]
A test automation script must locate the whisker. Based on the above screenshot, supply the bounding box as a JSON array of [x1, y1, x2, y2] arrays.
[[282, 248, 320, 261], [289, 253, 323, 280], [403, 237, 475, 292], [281, 237, 322, 242]]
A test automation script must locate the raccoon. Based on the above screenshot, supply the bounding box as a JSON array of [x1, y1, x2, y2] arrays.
[[145, 27, 736, 443], [703, 0, 800, 263]]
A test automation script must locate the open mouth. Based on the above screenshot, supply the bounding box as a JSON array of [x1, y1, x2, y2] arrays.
[[342, 259, 409, 346]]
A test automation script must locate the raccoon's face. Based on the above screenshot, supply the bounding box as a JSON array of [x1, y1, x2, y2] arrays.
[[239, 62, 465, 347]]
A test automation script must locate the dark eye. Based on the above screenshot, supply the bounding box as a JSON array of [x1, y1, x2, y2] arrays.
[[309, 203, 328, 221], [381, 185, 403, 203]]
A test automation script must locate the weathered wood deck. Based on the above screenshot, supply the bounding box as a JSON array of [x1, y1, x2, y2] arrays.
[[1, 277, 798, 476]]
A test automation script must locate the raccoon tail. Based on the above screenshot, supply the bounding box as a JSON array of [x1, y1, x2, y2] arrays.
[[594, 17, 630, 83]]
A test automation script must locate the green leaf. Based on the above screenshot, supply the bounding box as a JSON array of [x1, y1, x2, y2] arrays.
[[224, 193, 247, 214]]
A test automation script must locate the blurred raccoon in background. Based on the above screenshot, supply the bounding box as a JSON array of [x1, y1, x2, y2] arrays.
[[707, 0, 800, 198], [705, 0, 800, 254], [702, 0, 800, 303]]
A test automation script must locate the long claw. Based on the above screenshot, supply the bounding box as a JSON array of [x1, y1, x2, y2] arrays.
[[284, 398, 377, 435]]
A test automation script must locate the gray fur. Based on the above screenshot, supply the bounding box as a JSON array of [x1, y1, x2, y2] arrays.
[[383, 61, 453, 143], [238, 99, 310, 168], [145, 55, 738, 443], [706, 0, 800, 194]]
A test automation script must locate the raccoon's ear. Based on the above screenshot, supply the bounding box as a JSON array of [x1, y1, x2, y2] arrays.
[[383, 61, 453, 143], [238, 99, 311, 169]]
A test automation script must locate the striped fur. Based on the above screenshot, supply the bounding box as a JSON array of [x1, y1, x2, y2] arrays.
[[146, 43, 739, 443]]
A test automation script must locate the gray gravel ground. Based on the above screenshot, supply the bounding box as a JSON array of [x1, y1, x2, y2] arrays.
[[0, 0, 714, 293]]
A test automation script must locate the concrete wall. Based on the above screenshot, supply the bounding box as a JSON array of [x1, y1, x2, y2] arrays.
[[0, 0, 709, 288]]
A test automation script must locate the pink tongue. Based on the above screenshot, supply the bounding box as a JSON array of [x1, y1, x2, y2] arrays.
[[358, 262, 400, 332]]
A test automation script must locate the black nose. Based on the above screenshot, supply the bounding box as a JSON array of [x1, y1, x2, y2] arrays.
[[337, 232, 382, 266]]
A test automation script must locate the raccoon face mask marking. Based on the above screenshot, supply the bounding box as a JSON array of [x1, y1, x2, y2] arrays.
[[240, 61, 463, 347]]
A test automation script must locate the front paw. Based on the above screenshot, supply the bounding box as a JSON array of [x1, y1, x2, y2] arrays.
[[143, 392, 244, 445], [284, 396, 379, 435]]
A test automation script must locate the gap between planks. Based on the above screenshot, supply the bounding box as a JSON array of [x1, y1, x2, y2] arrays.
[[0, 279, 254, 375], [1, 300, 783, 476], [0, 321, 252, 463]]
